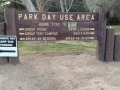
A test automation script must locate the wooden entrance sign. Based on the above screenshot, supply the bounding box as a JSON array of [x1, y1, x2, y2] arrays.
[[2, 8, 111, 65], [15, 12, 98, 41]]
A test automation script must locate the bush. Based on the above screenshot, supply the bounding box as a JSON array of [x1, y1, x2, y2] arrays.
[[107, 17, 120, 25]]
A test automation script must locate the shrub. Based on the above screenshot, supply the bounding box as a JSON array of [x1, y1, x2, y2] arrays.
[[107, 17, 120, 25]]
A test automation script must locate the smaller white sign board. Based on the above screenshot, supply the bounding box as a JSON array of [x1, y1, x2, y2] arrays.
[[0, 35, 18, 57]]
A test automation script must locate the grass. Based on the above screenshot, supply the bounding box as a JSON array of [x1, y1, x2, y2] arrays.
[[18, 40, 96, 55], [107, 25, 120, 34], [18, 25, 120, 55]]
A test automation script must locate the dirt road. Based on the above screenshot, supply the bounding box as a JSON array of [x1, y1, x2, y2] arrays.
[[0, 53, 120, 90]]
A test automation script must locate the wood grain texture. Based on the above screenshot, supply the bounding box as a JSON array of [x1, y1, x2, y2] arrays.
[[114, 35, 120, 61], [0, 22, 6, 30], [15, 13, 98, 41], [105, 29, 115, 62], [107, 11, 114, 18], [96, 8, 107, 61], [0, 22, 9, 65], [4, 9, 20, 65]]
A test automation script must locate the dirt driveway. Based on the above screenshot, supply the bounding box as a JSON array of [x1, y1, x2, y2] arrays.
[[0, 53, 120, 90]]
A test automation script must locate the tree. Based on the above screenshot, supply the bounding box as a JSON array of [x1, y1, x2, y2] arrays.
[[0, 0, 26, 22], [59, 0, 74, 12], [2, 0, 53, 12], [0, 0, 87, 21], [48, 0, 86, 12], [36, 0, 53, 12], [85, 0, 120, 12], [2, 0, 86, 12], [20, 0, 37, 12]]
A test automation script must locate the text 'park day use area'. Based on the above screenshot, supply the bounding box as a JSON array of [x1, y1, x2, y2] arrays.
[[0, 0, 120, 90]]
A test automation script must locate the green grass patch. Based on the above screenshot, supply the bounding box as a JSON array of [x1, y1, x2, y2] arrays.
[[18, 25, 120, 55], [18, 40, 96, 55], [107, 25, 120, 34]]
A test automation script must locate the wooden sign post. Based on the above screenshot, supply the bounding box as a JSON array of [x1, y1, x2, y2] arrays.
[[96, 8, 107, 61], [105, 29, 115, 61], [4, 9, 20, 65], [114, 35, 120, 61], [0, 8, 113, 65], [0, 22, 9, 65]]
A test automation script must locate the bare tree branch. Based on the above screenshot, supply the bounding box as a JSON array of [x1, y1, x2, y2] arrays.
[[85, 0, 120, 12], [60, 0, 65, 12], [21, 0, 37, 12], [43, 0, 49, 8], [72, 1, 85, 7], [67, 0, 73, 12], [64, 0, 67, 12], [45, 1, 52, 12], [4, 0, 25, 6]]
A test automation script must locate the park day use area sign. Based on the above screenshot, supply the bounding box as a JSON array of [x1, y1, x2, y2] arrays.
[[0, 8, 115, 65], [16, 12, 98, 41]]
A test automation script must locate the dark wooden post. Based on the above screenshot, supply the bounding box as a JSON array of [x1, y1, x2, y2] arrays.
[[105, 29, 115, 62], [0, 22, 9, 65], [114, 35, 120, 61], [4, 9, 20, 65], [107, 10, 114, 18], [96, 8, 107, 61]]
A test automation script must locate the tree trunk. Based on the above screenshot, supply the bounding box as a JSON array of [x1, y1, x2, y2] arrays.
[[85, 0, 98, 12], [21, 0, 37, 12], [60, 0, 65, 12], [36, 0, 45, 12]]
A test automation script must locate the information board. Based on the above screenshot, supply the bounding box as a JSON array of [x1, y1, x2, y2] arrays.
[[0, 35, 18, 57], [15, 12, 98, 41]]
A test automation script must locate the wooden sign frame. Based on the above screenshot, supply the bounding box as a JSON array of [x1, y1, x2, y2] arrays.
[[15, 12, 98, 41], [0, 8, 110, 65]]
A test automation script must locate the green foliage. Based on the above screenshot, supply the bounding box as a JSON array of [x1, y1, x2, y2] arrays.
[[47, 0, 61, 12], [113, 25, 120, 34], [48, 0, 87, 12], [0, 0, 120, 25], [114, 4, 120, 24], [18, 41, 96, 55], [107, 17, 120, 25], [69, 0, 88, 12], [0, 1, 26, 22], [0, 1, 6, 22], [0, 8, 4, 22], [107, 25, 120, 34], [98, 2, 120, 25]]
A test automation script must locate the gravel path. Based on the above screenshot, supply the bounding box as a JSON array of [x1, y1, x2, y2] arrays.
[[0, 53, 120, 90]]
